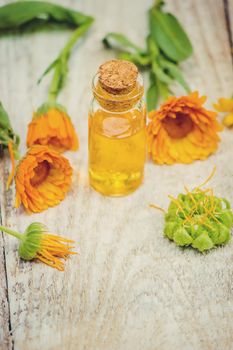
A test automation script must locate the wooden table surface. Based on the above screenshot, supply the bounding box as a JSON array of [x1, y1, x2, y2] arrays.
[[0, 0, 233, 349]]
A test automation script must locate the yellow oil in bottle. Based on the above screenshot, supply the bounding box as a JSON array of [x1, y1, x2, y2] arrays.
[[88, 59, 146, 196], [89, 109, 146, 196]]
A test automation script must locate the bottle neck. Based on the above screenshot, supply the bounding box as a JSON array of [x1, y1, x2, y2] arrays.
[[92, 74, 144, 113]]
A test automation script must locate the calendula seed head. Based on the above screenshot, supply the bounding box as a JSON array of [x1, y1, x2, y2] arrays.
[[164, 189, 233, 252]]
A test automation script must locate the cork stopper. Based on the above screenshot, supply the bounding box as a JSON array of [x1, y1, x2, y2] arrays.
[[98, 60, 138, 95]]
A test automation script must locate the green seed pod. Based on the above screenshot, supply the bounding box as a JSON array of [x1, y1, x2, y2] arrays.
[[215, 223, 231, 245], [173, 227, 193, 246], [221, 198, 231, 210], [164, 221, 180, 240], [217, 210, 233, 229], [163, 188, 233, 253], [208, 225, 221, 245], [167, 201, 178, 215], [192, 232, 214, 252]]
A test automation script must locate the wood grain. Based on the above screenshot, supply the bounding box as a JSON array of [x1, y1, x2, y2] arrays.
[[227, 0, 233, 61], [0, 0, 233, 349], [0, 214, 12, 350]]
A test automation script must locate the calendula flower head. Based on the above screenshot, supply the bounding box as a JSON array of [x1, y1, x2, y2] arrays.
[[0, 222, 76, 271], [151, 169, 233, 252], [147, 92, 222, 164], [0, 102, 20, 189], [27, 103, 79, 152], [213, 97, 233, 127], [15, 145, 72, 213]]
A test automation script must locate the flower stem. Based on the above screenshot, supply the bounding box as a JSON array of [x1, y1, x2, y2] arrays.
[[0, 225, 23, 240], [48, 18, 94, 103]]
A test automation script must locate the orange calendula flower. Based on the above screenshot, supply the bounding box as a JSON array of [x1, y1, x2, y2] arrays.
[[15, 145, 72, 213], [27, 103, 79, 152], [213, 97, 233, 127], [147, 92, 222, 164], [0, 222, 76, 271]]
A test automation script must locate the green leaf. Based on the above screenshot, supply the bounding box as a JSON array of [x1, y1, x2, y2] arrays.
[[44, 19, 94, 102], [0, 102, 20, 157], [149, 8, 193, 62], [151, 60, 173, 85], [147, 35, 159, 58], [159, 58, 190, 93], [118, 52, 151, 67], [157, 80, 170, 100], [0, 102, 11, 130], [146, 72, 159, 111], [103, 32, 145, 55], [37, 58, 58, 85], [0, 1, 92, 33]]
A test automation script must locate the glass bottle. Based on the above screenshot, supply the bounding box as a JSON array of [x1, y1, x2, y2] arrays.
[[88, 60, 146, 196]]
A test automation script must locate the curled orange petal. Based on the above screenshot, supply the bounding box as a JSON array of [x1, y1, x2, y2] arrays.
[[15, 145, 73, 213]]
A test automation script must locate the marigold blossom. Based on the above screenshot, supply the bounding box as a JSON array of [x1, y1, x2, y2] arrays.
[[214, 97, 233, 127], [27, 104, 79, 152], [147, 92, 222, 164], [15, 145, 72, 213]]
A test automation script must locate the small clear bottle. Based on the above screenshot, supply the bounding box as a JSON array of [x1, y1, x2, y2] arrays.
[[88, 60, 146, 196]]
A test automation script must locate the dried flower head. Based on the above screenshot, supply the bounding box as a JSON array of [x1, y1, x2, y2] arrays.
[[0, 222, 76, 271], [15, 145, 72, 213], [151, 169, 233, 252], [214, 97, 233, 128], [27, 103, 79, 152], [147, 92, 222, 164]]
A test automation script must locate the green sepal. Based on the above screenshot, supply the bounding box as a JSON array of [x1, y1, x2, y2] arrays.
[[18, 223, 45, 260], [35, 102, 67, 118]]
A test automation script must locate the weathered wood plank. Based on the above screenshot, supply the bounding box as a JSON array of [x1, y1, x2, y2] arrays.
[[0, 159, 13, 350], [0, 241, 12, 350], [0, 0, 232, 349], [226, 0, 233, 61]]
